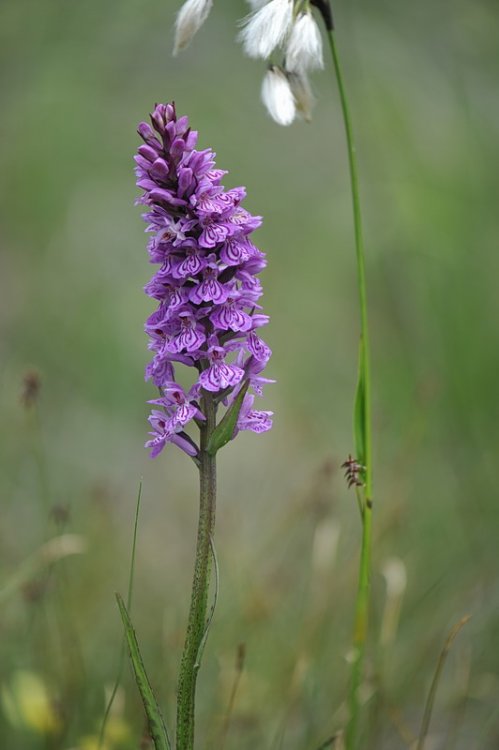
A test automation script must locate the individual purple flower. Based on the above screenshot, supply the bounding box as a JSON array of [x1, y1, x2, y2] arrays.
[[149, 383, 204, 430], [137, 102, 273, 458], [235, 394, 273, 435], [145, 410, 199, 458], [199, 346, 245, 393]]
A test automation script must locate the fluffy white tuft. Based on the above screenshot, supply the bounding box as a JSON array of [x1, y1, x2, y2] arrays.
[[245, 0, 269, 8], [288, 70, 315, 122], [261, 66, 296, 126], [285, 11, 324, 72], [173, 0, 213, 55], [239, 0, 293, 59]]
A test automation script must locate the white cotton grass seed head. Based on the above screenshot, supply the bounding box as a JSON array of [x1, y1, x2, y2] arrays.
[[285, 10, 324, 72], [261, 66, 296, 126], [245, 0, 270, 8], [173, 0, 213, 55], [288, 70, 315, 122], [239, 0, 293, 60]]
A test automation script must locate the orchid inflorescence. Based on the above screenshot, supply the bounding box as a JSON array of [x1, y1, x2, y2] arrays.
[[173, 0, 331, 126], [136, 103, 273, 459]]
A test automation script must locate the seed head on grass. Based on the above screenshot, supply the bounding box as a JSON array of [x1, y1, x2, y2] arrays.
[[172, 0, 329, 125], [173, 0, 213, 54]]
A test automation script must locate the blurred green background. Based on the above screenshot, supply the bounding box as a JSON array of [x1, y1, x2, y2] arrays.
[[1, 0, 499, 747]]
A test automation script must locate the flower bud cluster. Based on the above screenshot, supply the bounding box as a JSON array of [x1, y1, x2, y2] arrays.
[[172, 0, 327, 126], [136, 103, 273, 458]]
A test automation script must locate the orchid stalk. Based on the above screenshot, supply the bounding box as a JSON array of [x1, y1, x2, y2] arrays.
[[130, 102, 273, 750], [237, 2, 374, 744]]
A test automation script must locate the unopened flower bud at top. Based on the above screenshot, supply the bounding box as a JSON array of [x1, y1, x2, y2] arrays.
[[173, 0, 213, 55], [285, 10, 324, 72], [239, 0, 293, 59], [261, 65, 296, 126]]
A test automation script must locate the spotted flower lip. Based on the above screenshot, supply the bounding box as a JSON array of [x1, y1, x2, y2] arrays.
[[137, 103, 273, 457]]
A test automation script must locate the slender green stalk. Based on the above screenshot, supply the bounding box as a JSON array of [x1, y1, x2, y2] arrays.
[[416, 615, 470, 750], [176, 393, 217, 750], [99, 481, 142, 749], [326, 30, 373, 750], [25, 397, 54, 542], [219, 643, 246, 750]]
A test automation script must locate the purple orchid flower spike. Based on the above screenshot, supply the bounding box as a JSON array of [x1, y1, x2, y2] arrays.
[[136, 102, 273, 458], [132, 101, 275, 750]]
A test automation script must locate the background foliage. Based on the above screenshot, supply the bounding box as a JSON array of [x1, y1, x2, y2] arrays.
[[1, 0, 498, 747]]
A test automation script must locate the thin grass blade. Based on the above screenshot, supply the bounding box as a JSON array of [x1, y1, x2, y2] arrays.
[[99, 481, 143, 748], [219, 643, 246, 750], [416, 614, 471, 750]]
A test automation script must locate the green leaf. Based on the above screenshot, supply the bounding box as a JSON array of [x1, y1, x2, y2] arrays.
[[207, 381, 250, 456], [354, 343, 366, 468], [115, 593, 171, 750]]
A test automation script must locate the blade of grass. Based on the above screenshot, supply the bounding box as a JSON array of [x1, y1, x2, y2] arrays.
[[475, 702, 499, 749], [99, 480, 143, 748], [315, 734, 341, 750], [416, 614, 471, 750], [219, 643, 246, 750], [116, 593, 171, 750]]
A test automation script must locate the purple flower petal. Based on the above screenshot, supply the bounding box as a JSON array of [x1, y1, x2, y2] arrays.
[[199, 362, 244, 392]]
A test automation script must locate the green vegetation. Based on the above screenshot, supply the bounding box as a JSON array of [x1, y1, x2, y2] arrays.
[[1, 0, 498, 747]]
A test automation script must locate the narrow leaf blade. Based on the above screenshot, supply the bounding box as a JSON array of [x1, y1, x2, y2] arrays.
[[207, 381, 249, 456], [115, 593, 171, 750]]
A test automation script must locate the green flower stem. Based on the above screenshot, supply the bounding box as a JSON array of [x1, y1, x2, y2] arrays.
[[176, 393, 217, 750], [326, 29, 373, 750]]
